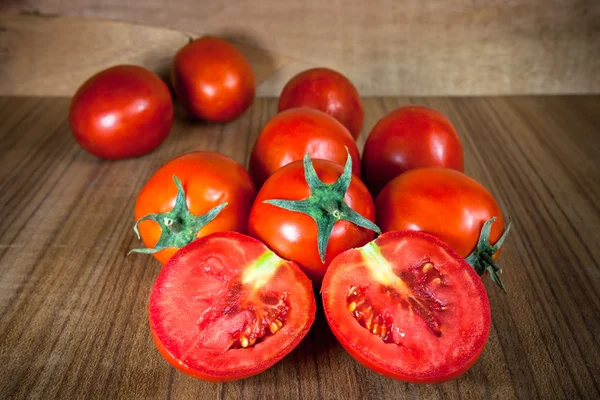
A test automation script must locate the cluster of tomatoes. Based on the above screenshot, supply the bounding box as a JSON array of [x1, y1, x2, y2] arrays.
[[69, 37, 511, 384]]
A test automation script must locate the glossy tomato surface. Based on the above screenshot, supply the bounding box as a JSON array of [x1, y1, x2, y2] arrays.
[[248, 159, 375, 282], [322, 231, 491, 383], [150, 232, 316, 381], [278, 68, 364, 139], [376, 168, 505, 259], [249, 107, 360, 187], [171, 37, 255, 122], [69, 65, 174, 159], [362, 105, 463, 196], [135, 151, 256, 264]]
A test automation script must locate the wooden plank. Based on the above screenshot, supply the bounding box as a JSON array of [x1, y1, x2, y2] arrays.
[[0, 96, 599, 399], [1, 1, 599, 96], [0, 13, 289, 96]]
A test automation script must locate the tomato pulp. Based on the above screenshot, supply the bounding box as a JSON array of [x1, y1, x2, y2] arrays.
[[69, 65, 174, 159], [171, 37, 255, 122], [133, 151, 256, 264], [362, 105, 463, 196], [150, 232, 316, 381], [278, 68, 364, 139], [322, 231, 491, 383]]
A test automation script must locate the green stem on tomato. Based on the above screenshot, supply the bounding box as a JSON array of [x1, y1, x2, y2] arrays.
[[129, 176, 228, 255], [264, 150, 381, 263]]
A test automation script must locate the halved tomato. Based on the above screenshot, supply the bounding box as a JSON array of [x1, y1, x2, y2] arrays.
[[322, 231, 491, 383], [149, 232, 316, 381]]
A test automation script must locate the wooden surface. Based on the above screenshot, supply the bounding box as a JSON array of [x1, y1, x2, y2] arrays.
[[0, 13, 289, 96], [0, 96, 599, 399], [1, 1, 599, 96]]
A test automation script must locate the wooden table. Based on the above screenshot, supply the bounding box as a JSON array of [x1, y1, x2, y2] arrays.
[[0, 96, 598, 399]]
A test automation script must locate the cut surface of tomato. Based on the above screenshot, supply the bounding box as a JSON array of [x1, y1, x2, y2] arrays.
[[322, 231, 491, 383], [149, 232, 315, 381]]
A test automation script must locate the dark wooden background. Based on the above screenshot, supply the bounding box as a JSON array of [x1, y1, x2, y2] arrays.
[[0, 96, 599, 399]]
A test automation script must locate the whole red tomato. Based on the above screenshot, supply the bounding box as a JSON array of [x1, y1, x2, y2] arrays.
[[249, 107, 361, 187], [69, 65, 174, 159], [375, 168, 510, 290], [132, 151, 257, 264], [171, 37, 255, 122], [278, 68, 363, 139], [249, 154, 379, 283], [362, 105, 463, 196]]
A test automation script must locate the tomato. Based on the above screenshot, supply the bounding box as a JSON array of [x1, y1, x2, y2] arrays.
[[248, 153, 379, 283], [249, 107, 361, 187], [362, 105, 464, 196], [149, 231, 315, 381], [375, 168, 511, 290], [322, 230, 491, 383], [132, 151, 256, 264], [69, 65, 174, 159], [171, 37, 255, 122], [278, 68, 364, 139]]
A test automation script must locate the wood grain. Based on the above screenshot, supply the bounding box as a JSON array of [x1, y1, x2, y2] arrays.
[[0, 96, 599, 399], [0, 13, 289, 96], [2, 1, 599, 96]]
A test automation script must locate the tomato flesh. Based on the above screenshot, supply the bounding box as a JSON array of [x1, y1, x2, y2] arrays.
[[149, 232, 315, 381], [322, 231, 491, 383]]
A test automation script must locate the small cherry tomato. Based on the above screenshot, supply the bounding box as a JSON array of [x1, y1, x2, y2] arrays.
[[322, 231, 491, 383], [249, 153, 379, 283], [171, 37, 255, 122], [150, 231, 316, 381], [132, 151, 256, 264], [376, 168, 511, 290], [69, 65, 174, 159], [249, 107, 361, 187], [278, 68, 364, 139], [362, 105, 464, 196]]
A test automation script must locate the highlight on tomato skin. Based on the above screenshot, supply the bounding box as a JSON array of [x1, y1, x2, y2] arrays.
[[362, 105, 464, 197], [278, 68, 364, 140], [249, 107, 361, 188], [149, 231, 316, 382], [321, 230, 491, 383]]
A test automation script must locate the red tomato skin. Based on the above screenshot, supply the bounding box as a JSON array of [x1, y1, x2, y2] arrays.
[[278, 68, 364, 139], [322, 231, 491, 383], [134, 151, 256, 264], [249, 107, 361, 187], [248, 159, 375, 282], [149, 232, 316, 381], [362, 105, 464, 196], [376, 168, 505, 259], [171, 37, 255, 122], [69, 65, 174, 159]]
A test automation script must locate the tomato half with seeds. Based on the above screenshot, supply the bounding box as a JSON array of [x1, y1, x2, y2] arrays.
[[322, 231, 491, 383], [375, 168, 511, 290], [150, 232, 315, 381], [132, 151, 256, 264], [278, 68, 364, 139]]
